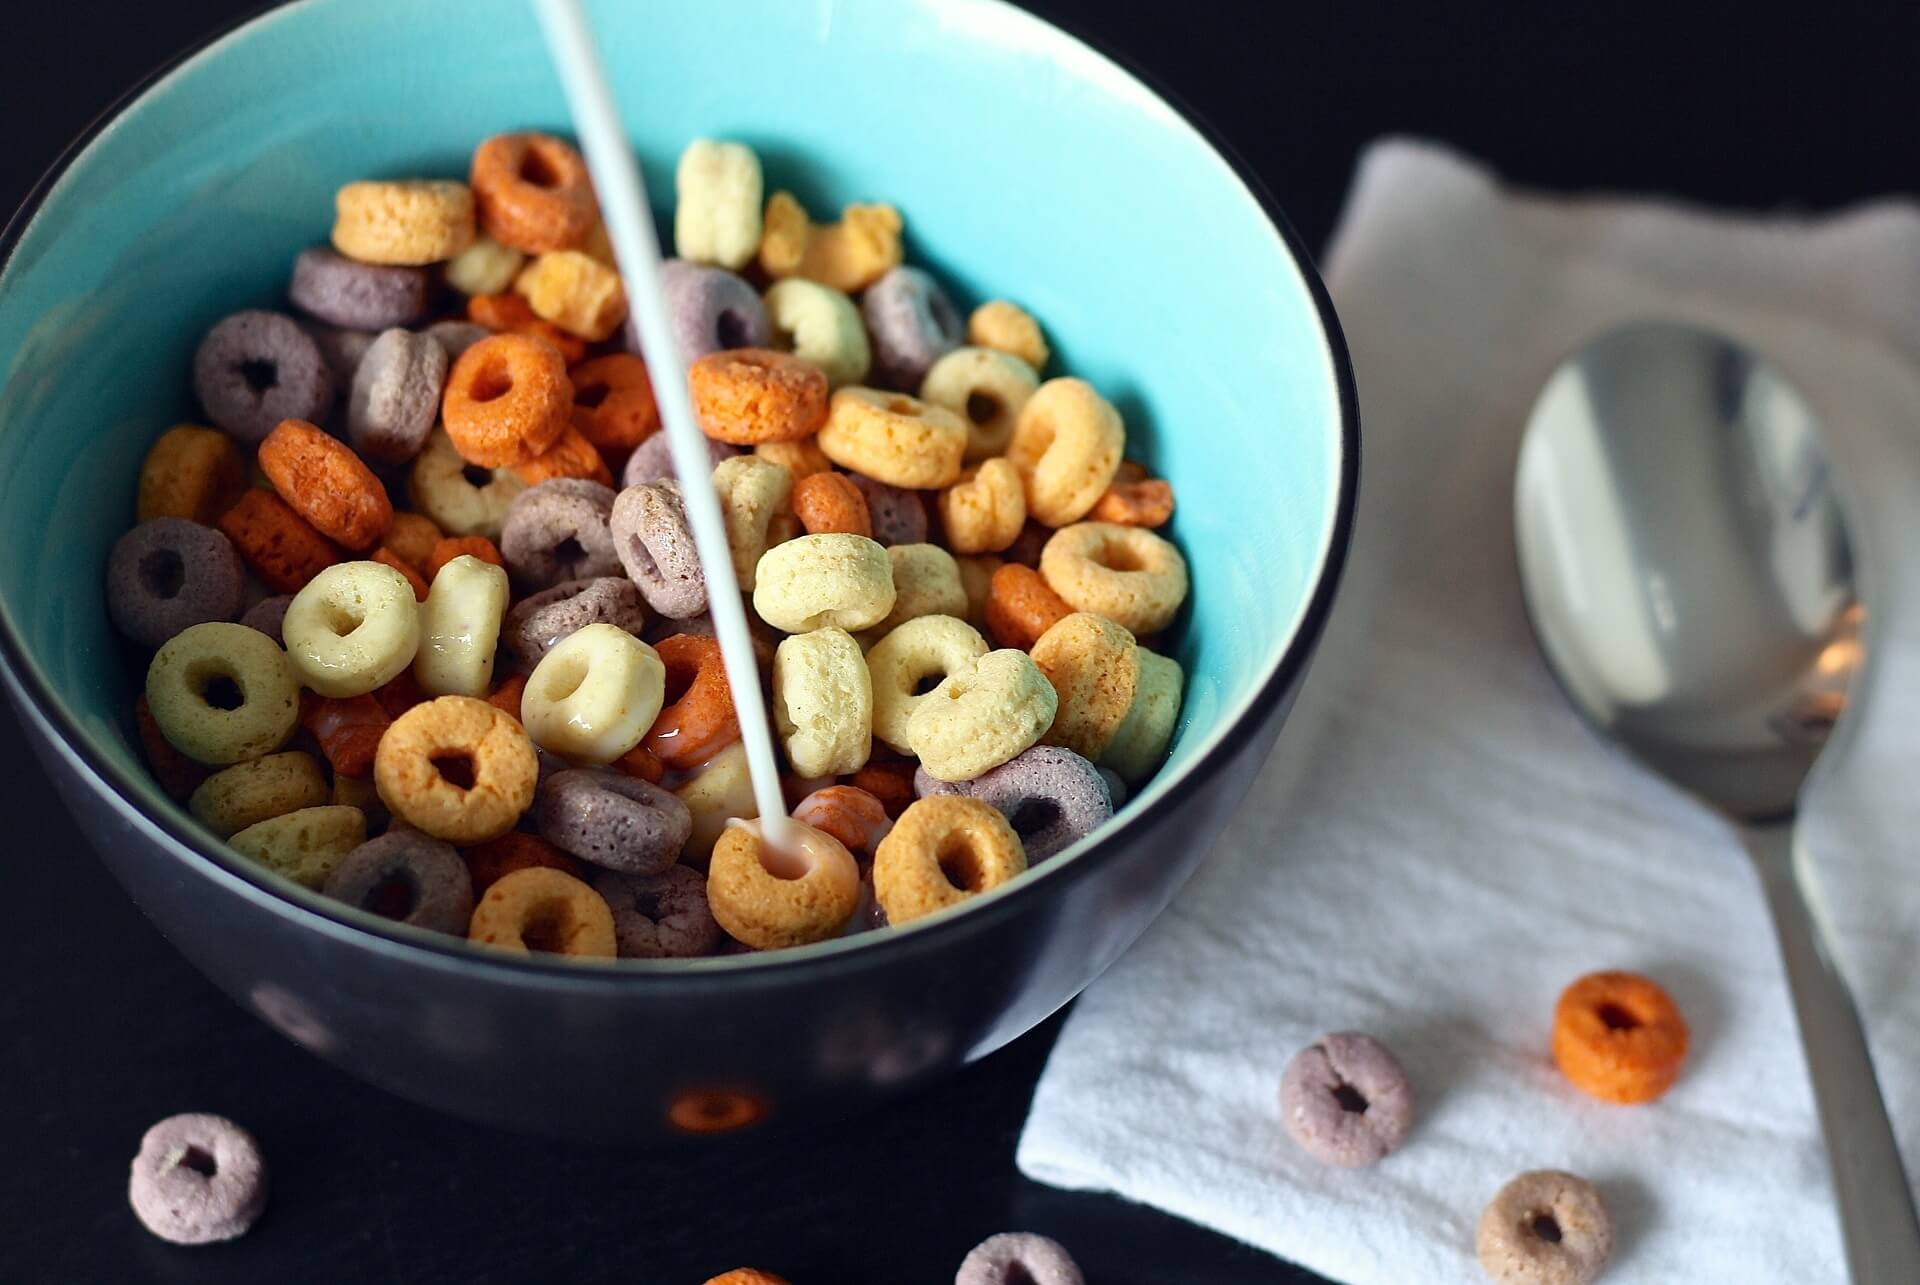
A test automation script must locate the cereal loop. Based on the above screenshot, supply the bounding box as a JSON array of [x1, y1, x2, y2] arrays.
[[374, 695, 539, 844], [872, 796, 1025, 925], [300, 692, 391, 778], [468, 866, 616, 958], [751, 533, 895, 634], [189, 751, 329, 839], [1040, 521, 1189, 635], [967, 299, 1050, 371], [816, 387, 966, 490], [445, 335, 571, 469], [645, 633, 741, 770], [984, 563, 1070, 651], [1031, 612, 1139, 761], [569, 353, 659, 451], [707, 819, 861, 950], [938, 458, 1026, 555], [712, 455, 793, 589], [674, 139, 764, 271], [407, 429, 526, 539], [513, 250, 628, 341], [1006, 378, 1125, 527], [791, 785, 893, 861], [772, 627, 873, 777], [521, 623, 666, 765], [906, 649, 1057, 782], [229, 805, 367, 889], [425, 535, 504, 580], [138, 425, 245, 525], [258, 418, 393, 550], [758, 191, 903, 293], [513, 424, 613, 487], [445, 234, 525, 296], [674, 743, 758, 866], [1552, 971, 1690, 1104], [920, 346, 1039, 463], [763, 278, 870, 388], [689, 349, 830, 445], [145, 622, 300, 765], [1100, 647, 1184, 783], [469, 132, 595, 255], [218, 489, 341, 594], [865, 614, 988, 753], [332, 179, 475, 266], [1477, 1170, 1614, 1285], [282, 560, 422, 698], [416, 554, 510, 698], [1090, 459, 1175, 528], [791, 470, 871, 537]]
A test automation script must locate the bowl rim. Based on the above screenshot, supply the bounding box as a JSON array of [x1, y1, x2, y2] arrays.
[[0, 0, 1359, 987]]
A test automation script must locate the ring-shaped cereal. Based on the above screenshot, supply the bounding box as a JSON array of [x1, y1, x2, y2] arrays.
[[689, 349, 831, 445], [323, 829, 475, 934], [919, 346, 1038, 462], [872, 796, 1026, 925], [984, 563, 1071, 651], [188, 750, 329, 839], [513, 250, 628, 342], [138, 424, 246, 525], [790, 470, 871, 537], [467, 866, 616, 958], [711, 455, 793, 589], [331, 179, 475, 266], [864, 614, 989, 753], [258, 418, 394, 551], [442, 334, 571, 469], [1090, 459, 1175, 528], [1039, 521, 1190, 635], [568, 353, 659, 451], [815, 387, 966, 490], [282, 560, 422, 698], [521, 623, 666, 765], [772, 628, 873, 778], [229, 804, 367, 889], [791, 785, 893, 862], [754, 437, 834, 480], [906, 648, 1057, 782], [868, 543, 968, 640], [513, 424, 613, 487], [1551, 970, 1690, 1104], [751, 533, 895, 634], [468, 132, 596, 255], [1006, 377, 1125, 527], [145, 622, 300, 765], [1030, 612, 1139, 761], [415, 554, 510, 698], [967, 299, 1049, 371], [938, 458, 1026, 555], [407, 429, 527, 539], [763, 278, 871, 388], [537, 769, 692, 875], [1099, 647, 1184, 784], [374, 695, 539, 844], [675, 139, 764, 270], [645, 633, 741, 770], [674, 742, 760, 865], [445, 233, 525, 297], [707, 819, 861, 950]]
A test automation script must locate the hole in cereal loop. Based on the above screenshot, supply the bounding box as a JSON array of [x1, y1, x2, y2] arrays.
[[364, 871, 419, 920], [431, 753, 476, 791], [965, 392, 1001, 425], [552, 536, 587, 570], [201, 674, 245, 711], [138, 548, 187, 600], [1530, 1212, 1563, 1244], [178, 1145, 218, 1178], [462, 464, 496, 489], [518, 147, 563, 189], [470, 361, 514, 404], [716, 310, 751, 350], [1331, 1083, 1369, 1114], [239, 358, 278, 393], [885, 397, 918, 416], [574, 380, 611, 409], [667, 1089, 768, 1135], [936, 834, 986, 893], [1596, 1002, 1641, 1032]]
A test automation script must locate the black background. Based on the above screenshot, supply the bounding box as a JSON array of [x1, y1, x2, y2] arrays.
[[4, 2, 1916, 1281]]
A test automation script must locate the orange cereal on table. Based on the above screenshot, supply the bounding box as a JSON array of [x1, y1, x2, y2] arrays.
[[568, 353, 659, 452], [217, 488, 341, 594], [372, 546, 429, 600], [1090, 460, 1175, 528], [442, 334, 571, 469], [643, 634, 740, 770], [300, 692, 391, 779], [513, 423, 613, 487], [462, 830, 587, 892], [135, 694, 209, 801], [844, 758, 916, 820], [789, 470, 871, 537], [486, 672, 527, 723], [985, 563, 1072, 651], [611, 742, 666, 785], [468, 132, 595, 255], [257, 418, 394, 551], [137, 425, 246, 525], [1552, 970, 1690, 1104], [466, 291, 589, 365], [688, 348, 830, 445], [425, 535, 505, 581]]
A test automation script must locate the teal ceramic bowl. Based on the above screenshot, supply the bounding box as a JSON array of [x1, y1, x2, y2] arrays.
[[0, 0, 1354, 1137]]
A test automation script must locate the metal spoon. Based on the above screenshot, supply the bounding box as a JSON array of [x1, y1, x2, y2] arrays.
[[1514, 319, 1920, 1281]]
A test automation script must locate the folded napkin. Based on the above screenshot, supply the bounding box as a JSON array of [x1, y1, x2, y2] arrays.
[[1017, 139, 1920, 1283]]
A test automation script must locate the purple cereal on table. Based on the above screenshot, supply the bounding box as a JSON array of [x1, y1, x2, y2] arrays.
[[653, 258, 770, 364], [592, 864, 720, 958], [502, 576, 647, 662], [347, 328, 447, 464], [611, 480, 707, 618], [192, 309, 335, 444], [239, 594, 294, 644], [969, 745, 1112, 862], [499, 478, 621, 592], [955, 1232, 1084, 1285], [1279, 1031, 1415, 1168], [322, 829, 474, 935], [127, 1113, 268, 1245], [620, 430, 739, 488], [289, 245, 432, 331], [538, 769, 692, 875], [105, 518, 246, 649], [849, 473, 928, 546], [862, 265, 963, 390]]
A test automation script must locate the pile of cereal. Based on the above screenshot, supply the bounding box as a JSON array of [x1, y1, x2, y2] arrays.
[[114, 132, 1187, 961]]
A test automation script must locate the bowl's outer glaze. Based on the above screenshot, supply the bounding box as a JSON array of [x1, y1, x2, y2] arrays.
[[0, 0, 1355, 1138]]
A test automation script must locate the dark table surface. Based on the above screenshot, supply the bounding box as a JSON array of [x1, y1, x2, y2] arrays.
[[4, 2, 1915, 1281]]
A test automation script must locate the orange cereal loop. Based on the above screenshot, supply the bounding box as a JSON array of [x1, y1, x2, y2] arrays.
[[568, 353, 659, 451], [671, 1090, 770, 1137], [137, 425, 246, 524], [442, 334, 571, 468], [467, 866, 615, 958], [985, 563, 1072, 651], [468, 132, 595, 255], [299, 692, 391, 778], [512, 423, 613, 487], [466, 292, 587, 365], [372, 546, 429, 600], [1091, 460, 1175, 528], [644, 634, 740, 770], [257, 418, 393, 550], [217, 488, 341, 593], [486, 672, 527, 723], [689, 348, 830, 445], [612, 742, 666, 785], [1552, 970, 1690, 1104], [790, 470, 872, 537], [845, 759, 915, 820], [792, 784, 892, 860], [374, 667, 426, 719], [463, 830, 587, 892], [425, 535, 504, 581], [701, 1271, 789, 1285], [373, 695, 538, 844], [383, 511, 442, 571], [135, 695, 209, 802]]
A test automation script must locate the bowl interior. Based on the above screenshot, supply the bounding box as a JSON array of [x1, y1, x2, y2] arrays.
[[0, 0, 1346, 957]]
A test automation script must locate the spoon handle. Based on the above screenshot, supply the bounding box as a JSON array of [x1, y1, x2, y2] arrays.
[[1748, 823, 1920, 1282]]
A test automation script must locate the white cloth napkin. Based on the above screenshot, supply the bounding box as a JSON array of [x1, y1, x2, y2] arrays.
[[1016, 138, 1920, 1284]]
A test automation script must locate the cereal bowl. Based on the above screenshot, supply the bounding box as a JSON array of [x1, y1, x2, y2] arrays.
[[0, 0, 1355, 1138]]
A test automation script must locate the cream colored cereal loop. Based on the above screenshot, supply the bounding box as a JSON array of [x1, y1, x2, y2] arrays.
[[675, 742, 758, 866], [1100, 647, 1184, 784], [906, 648, 1057, 782], [229, 805, 367, 889], [751, 533, 896, 633], [674, 139, 764, 271], [444, 233, 525, 296], [712, 455, 793, 591], [283, 560, 422, 698], [815, 387, 967, 490], [1031, 611, 1139, 761], [967, 299, 1049, 372], [772, 628, 873, 778], [408, 428, 527, 538], [145, 622, 301, 766], [1039, 521, 1190, 635], [866, 543, 967, 640], [521, 623, 665, 765], [513, 250, 628, 342], [864, 614, 988, 753], [331, 180, 475, 266], [707, 818, 861, 950], [1006, 378, 1125, 527], [415, 554, 509, 698], [919, 346, 1039, 462], [189, 751, 329, 839], [763, 278, 871, 389], [937, 459, 1027, 555], [872, 796, 1026, 926]]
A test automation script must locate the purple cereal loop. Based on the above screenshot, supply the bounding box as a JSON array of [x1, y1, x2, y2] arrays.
[[321, 829, 474, 935], [969, 745, 1113, 862], [1279, 1031, 1415, 1168], [502, 576, 647, 662], [955, 1232, 1084, 1285], [913, 764, 970, 800], [498, 478, 621, 592], [591, 864, 721, 958], [862, 265, 963, 390], [611, 480, 707, 618], [653, 259, 771, 363], [347, 328, 447, 464], [239, 594, 294, 644], [302, 322, 377, 384], [537, 769, 693, 875], [849, 473, 928, 546], [192, 309, 336, 444], [620, 431, 738, 489], [424, 320, 490, 361], [288, 245, 432, 330], [127, 1113, 268, 1245], [1096, 765, 1128, 810], [105, 518, 247, 649]]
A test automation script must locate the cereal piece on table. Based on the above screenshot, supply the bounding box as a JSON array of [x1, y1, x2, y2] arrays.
[[504, 577, 646, 663], [969, 745, 1112, 862], [374, 695, 538, 844], [644, 633, 740, 770], [711, 455, 793, 588], [407, 429, 527, 539], [538, 769, 691, 875], [707, 819, 861, 949], [659, 259, 772, 364], [755, 436, 833, 480], [193, 310, 335, 444], [1090, 459, 1175, 528], [1552, 970, 1689, 1104], [569, 353, 658, 452], [873, 796, 1025, 925], [610, 480, 709, 619], [1100, 646, 1182, 783], [1040, 521, 1189, 635], [816, 387, 967, 490], [690, 349, 830, 445], [443, 333, 571, 469], [415, 554, 509, 698], [138, 425, 246, 524], [1007, 378, 1125, 527], [467, 866, 616, 958], [500, 478, 620, 592], [674, 742, 757, 866], [135, 695, 209, 801], [282, 560, 421, 698], [229, 805, 366, 888], [468, 132, 595, 254], [865, 614, 989, 753], [764, 278, 871, 388], [967, 299, 1050, 372], [127, 1113, 267, 1245], [702, 1270, 790, 1285], [954, 554, 1000, 631], [758, 191, 903, 293], [751, 533, 895, 634], [331, 179, 474, 266], [464, 291, 587, 364], [906, 649, 1056, 782], [791, 470, 871, 537], [371, 547, 429, 601], [773, 628, 873, 778], [1030, 612, 1139, 761], [939, 459, 1027, 555], [219, 490, 342, 593], [463, 830, 585, 892], [1280, 1031, 1415, 1168], [956, 1232, 1083, 1285], [675, 139, 763, 271], [423, 535, 503, 581], [594, 864, 720, 959], [920, 346, 1039, 463], [862, 265, 963, 390], [188, 751, 328, 839], [145, 622, 299, 765], [1477, 1170, 1614, 1285], [289, 247, 433, 332], [347, 328, 448, 464], [513, 250, 628, 342], [848, 473, 928, 547], [520, 623, 665, 765], [258, 418, 393, 550], [322, 829, 474, 934], [383, 512, 442, 571], [622, 432, 739, 489], [846, 759, 915, 819], [105, 518, 246, 649], [868, 543, 967, 638], [444, 233, 525, 297], [299, 692, 390, 778]]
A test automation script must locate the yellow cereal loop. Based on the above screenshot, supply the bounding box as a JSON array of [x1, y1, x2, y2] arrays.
[[763, 278, 871, 388], [967, 299, 1049, 372], [675, 742, 758, 865], [920, 346, 1039, 462], [408, 429, 526, 538], [468, 866, 616, 958], [1039, 521, 1190, 635], [938, 459, 1027, 555], [229, 805, 367, 889], [707, 819, 861, 949], [674, 139, 764, 271], [374, 696, 537, 844], [1100, 646, 1184, 784], [521, 623, 665, 764], [873, 796, 1026, 925], [331, 180, 475, 266], [1030, 612, 1139, 761], [772, 628, 872, 777], [865, 614, 989, 753], [758, 191, 904, 294], [1006, 378, 1125, 527], [145, 622, 300, 765], [751, 533, 895, 633], [815, 387, 967, 489], [283, 560, 422, 698], [415, 554, 510, 697], [867, 543, 967, 639], [188, 751, 329, 839], [712, 455, 793, 591], [513, 250, 628, 342], [906, 648, 1057, 782], [445, 234, 526, 296]]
